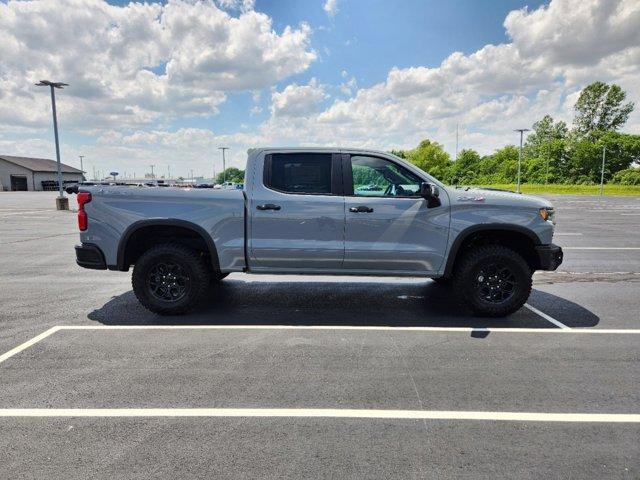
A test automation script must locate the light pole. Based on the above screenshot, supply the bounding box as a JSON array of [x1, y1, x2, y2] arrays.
[[514, 129, 529, 194], [36, 80, 69, 209], [79, 155, 84, 181], [218, 147, 229, 183], [600, 145, 607, 196], [149, 164, 155, 179]]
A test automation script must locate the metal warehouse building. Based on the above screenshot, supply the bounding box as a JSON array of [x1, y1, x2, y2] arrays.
[[0, 155, 84, 191]]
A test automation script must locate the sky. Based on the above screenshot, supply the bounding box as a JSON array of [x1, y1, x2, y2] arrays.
[[0, 0, 639, 179]]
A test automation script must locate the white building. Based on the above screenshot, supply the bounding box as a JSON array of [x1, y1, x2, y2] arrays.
[[0, 155, 84, 191]]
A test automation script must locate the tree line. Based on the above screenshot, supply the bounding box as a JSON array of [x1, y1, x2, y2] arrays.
[[393, 82, 640, 186]]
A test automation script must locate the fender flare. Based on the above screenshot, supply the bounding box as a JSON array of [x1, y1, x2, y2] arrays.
[[116, 219, 220, 272], [442, 223, 541, 277]]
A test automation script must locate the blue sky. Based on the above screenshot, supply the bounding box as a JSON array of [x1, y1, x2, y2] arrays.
[[1, 0, 637, 179]]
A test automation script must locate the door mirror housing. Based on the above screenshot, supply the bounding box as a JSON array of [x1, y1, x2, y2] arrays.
[[420, 182, 441, 207]]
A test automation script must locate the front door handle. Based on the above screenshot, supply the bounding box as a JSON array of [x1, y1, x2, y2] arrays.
[[349, 205, 374, 213], [256, 203, 281, 211]]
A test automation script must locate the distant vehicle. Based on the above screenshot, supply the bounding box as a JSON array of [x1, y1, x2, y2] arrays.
[[74, 148, 562, 317], [220, 181, 237, 189]]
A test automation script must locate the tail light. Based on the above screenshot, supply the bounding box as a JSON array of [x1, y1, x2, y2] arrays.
[[77, 192, 92, 231]]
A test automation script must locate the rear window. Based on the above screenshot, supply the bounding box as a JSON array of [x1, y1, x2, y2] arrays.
[[267, 153, 332, 194]]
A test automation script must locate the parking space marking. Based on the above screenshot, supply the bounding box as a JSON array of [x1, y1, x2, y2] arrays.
[[563, 247, 640, 250], [0, 408, 638, 422], [524, 304, 570, 330], [0, 327, 59, 365], [555, 232, 582, 236], [54, 325, 640, 333], [2, 324, 640, 369]]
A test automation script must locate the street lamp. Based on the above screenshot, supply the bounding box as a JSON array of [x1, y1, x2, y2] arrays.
[[514, 129, 530, 194], [36, 80, 69, 209], [218, 147, 229, 183]]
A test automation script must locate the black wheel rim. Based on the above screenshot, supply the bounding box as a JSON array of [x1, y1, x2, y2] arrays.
[[475, 263, 517, 304], [147, 261, 190, 302]]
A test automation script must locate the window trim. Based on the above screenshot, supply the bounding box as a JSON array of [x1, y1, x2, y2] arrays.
[[342, 153, 424, 199], [263, 152, 343, 196]]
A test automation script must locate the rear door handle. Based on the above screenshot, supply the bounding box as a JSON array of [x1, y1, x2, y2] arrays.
[[349, 205, 374, 213], [256, 203, 281, 211]]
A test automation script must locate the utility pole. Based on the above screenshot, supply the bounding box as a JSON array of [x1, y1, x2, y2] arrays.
[[600, 145, 606, 196], [79, 155, 85, 181], [514, 129, 530, 194], [167, 165, 171, 181], [36, 80, 69, 209], [455, 123, 459, 161], [218, 147, 229, 183], [149, 164, 155, 178], [545, 134, 550, 185]]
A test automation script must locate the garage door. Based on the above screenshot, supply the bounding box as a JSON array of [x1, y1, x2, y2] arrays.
[[10, 175, 28, 191]]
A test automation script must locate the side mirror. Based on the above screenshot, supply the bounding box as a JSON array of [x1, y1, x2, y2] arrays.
[[420, 182, 441, 208]]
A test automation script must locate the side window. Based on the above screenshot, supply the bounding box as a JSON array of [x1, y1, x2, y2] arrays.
[[351, 156, 422, 197], [267, 153, 333, 194]]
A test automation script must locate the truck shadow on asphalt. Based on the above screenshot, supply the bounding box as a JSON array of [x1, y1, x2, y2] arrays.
[[87, 278, 600, 330]]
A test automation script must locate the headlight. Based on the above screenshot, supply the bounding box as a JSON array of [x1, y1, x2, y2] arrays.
[[539, 207, 555, 224]]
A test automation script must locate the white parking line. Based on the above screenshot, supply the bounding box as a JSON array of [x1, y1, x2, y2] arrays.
[[555, 232, 582, 236], [563, 247, 640, 250], [0, 408, 637, 422], [54, 325, 640, 333], [0, 327, 59, 365], [524, 304, 570, 330]]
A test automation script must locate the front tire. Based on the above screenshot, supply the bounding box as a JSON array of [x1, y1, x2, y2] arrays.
[[132, 243, 210, 315], [453, 245, 532, 317]]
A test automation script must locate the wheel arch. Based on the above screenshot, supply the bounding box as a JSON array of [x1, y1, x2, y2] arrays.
[[116, 219, 220, 273], [443, 224, 542, 277]]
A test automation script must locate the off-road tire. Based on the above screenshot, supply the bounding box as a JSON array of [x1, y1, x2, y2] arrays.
[[132, 243, 211, 315], [453, 245, 532, 317]]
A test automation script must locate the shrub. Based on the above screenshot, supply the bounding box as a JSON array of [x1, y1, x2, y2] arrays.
[[611, 168, 640, 185]]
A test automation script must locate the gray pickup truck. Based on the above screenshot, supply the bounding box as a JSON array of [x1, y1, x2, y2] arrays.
[[75, 148, 562, 317]]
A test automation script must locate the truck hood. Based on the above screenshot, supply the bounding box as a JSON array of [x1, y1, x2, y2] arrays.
[[447, 187, 553, 209]]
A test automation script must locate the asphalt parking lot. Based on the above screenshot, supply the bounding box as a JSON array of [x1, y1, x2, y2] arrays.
[[0, 191, 639, 479]]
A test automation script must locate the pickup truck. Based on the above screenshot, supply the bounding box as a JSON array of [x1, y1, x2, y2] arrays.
[[74, 148, 563, 317]]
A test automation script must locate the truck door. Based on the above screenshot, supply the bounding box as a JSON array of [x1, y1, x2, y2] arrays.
[[248, 152, 345, 271], [343, 154, 449, 274]]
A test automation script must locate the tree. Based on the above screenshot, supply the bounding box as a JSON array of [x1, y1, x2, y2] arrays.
[[405, 139, 452, 181], [216, 167, 245, 184], [451, 149, 481, 185], [526, 115, 568, 152], [573, 82, 634, 136]]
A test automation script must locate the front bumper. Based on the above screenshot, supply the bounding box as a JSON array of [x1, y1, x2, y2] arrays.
[[535, 243, 563, 271], [75, 243, 107, 270]]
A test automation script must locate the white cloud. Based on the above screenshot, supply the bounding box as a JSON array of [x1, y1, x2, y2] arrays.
[[0, 0, 316, 130], [323, 0, 338, 18], [257, 0, 640, 155], [2, 0, 640, 175], [270, 79, 326, 118]]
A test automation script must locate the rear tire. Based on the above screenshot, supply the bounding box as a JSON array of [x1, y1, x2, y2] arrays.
[[132, 243, 210, 315], [453, 245, 532, 317]]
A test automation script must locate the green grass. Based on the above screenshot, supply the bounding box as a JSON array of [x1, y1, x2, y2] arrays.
[[471, 183, 640, 196]]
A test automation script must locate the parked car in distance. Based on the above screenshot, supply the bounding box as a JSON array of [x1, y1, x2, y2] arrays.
[[74, 148, 562, 317]]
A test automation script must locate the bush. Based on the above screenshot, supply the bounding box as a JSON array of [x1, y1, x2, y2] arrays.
[[611, 168, 640, 185]]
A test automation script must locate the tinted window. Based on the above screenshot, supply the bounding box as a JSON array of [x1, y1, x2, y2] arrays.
[[268, 153, 332, 194], [351, 156, 422, 197]]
